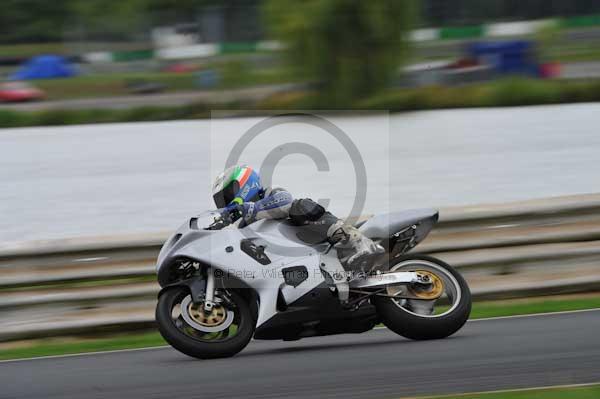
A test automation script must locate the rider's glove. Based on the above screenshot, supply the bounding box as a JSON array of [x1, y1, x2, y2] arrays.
[[219, 202, 243, 224], [238, 202, 257, 227], [219, 202, 259, 228]]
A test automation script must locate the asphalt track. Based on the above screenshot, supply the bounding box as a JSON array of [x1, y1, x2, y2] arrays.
[[1, 310, 599, 399]]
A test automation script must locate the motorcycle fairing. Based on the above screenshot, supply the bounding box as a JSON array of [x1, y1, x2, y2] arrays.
[[156, 208, 441, 330], [157, 217, 326, 327]]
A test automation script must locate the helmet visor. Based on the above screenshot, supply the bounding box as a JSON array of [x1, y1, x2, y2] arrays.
[[213, 181, 240, 208]]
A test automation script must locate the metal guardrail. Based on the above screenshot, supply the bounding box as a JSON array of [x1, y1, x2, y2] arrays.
[[1, 193, 600, 341]]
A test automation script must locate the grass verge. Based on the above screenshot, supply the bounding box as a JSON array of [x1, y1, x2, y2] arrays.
[[0, 43, 67, 58], [357, 78, 600, 111], [418, 383, 600, 399], [2, 78, 600, 128], [34, 73, 198, 99], [0, 332, 166, 361], [30, 67, 295, 100], [0, 293, 599, 361], [468, 293, 600, 319], [0, 104, 213, 128]]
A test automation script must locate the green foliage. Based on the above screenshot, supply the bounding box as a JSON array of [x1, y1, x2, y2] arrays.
[[264, 0, 417, 106], [221, 60, 250, 88], [0, 0, 72, 43], [536, 22, 562, 62], [425, 0, 600, 26], [69, 0, 151, 41], [0, 105, 209, 128], [358, 78, 600, 111], [29, 69, 294, 101], [0, 0, 220, 44]]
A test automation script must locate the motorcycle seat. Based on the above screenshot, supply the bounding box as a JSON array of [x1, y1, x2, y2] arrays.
[[358, 209, 439, 241]]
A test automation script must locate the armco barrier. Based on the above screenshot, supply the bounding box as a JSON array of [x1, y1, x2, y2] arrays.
[[1, 193, 599, 341]]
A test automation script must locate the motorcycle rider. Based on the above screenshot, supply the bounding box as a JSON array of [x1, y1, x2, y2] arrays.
[[211, 165, 384, 268]]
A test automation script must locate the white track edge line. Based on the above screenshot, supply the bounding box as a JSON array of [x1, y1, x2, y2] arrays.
[[0, 344, 170, 364], [411, 381, 600, 398], [468, 306, 600, 322]]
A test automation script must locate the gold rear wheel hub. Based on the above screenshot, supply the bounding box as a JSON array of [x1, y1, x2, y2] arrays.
[[386, 270, 445, 300], [408, 270, 444, 300], [187, 302, 228, 327]]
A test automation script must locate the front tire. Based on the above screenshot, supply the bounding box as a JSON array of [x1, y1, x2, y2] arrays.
[[156, 287, 254, 359], [373, 254, 471, 340]]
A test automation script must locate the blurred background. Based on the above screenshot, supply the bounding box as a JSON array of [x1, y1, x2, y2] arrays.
[[1, 1, 600, 398], [0, 0, 600, 111]]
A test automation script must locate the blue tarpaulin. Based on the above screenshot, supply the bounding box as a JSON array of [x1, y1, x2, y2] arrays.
[[10, 55, 76, 80], [468, 41, 538, 76]]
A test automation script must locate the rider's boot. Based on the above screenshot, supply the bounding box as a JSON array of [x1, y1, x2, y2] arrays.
[[327, 220, 385, 270]]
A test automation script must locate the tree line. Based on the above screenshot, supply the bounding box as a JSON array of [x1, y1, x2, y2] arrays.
[[423, 0, 600, 25], [0, 0, 243, 43], [3, 0, 600, 44]]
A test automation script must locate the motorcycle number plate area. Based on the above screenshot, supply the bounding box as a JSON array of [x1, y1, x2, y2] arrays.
[[278, 257, 324, 305], [240, 239, 271, 265], [281, 265, 310, 288]]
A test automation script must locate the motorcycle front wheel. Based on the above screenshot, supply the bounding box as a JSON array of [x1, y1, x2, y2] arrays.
[[373, 254, 471, 340], [156, 287, 254, 359]]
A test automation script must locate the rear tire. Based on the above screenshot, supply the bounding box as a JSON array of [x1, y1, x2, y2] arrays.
[[373, 254, 471, 340], [156, 287, 254, 359]]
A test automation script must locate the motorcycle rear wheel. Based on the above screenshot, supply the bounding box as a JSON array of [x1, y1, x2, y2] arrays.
[[373, 254, 471, 340], [156, 287, 254, 359]]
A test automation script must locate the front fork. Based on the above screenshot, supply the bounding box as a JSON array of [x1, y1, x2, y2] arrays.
[[203, 266, 216, 312]]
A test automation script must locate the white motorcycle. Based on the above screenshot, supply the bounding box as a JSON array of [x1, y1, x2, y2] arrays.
[[155, 209, 471, 359]]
